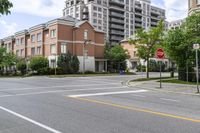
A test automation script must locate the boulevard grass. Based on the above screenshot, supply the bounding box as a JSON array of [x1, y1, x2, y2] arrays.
[[131, 77, 196, 85], [160, 79, 196, 85], [131, 77, 174, 82], [49, 73, 136, 78]]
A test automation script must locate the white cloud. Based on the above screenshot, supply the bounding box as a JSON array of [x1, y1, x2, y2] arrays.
[[152, 0, 188, 21], [163, 0, 188, 21], [0, 20, 17, 37], [10, 0, 65, 17]]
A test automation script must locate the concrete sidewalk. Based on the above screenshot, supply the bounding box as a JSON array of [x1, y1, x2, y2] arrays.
[[128, 80, 200, 96]]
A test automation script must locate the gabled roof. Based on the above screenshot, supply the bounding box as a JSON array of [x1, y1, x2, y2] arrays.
[[74, 20, 105, 33]]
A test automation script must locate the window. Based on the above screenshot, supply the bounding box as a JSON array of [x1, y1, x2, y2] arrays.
[[50, 30, 56, 38], [61, 43, 67, 54], [93, 6, 97, 11], [21, 37, 24, 45], [84, 30, 88, 40], [98, 7, 102, 12], [16, 39, 20, 45], [50, 44, 56, 54], [37, 33, 42, 42], [31, 35, 35, 42], [16, 50, 19, 56], [31, 48, 35, 56], [20, 49, 24, 56], [37, 47, 41, 55], [93, 19, 97, 23]]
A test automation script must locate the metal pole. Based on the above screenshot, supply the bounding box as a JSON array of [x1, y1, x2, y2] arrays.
[[55, 55, 57, 76], [186, 52, 189, 82], [26, 58, 28, 75], [83, 42, 85, 74], [196, 49, 199, 93], [160, 61, 162, 88]]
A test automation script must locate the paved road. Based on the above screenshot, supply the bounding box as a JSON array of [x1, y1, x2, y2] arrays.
[[0, 74, 199, 133]]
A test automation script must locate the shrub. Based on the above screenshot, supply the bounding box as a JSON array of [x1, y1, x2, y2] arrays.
[[71, 55, 80, 73], [29, 56, 49, 72], [16, 60, 27, 75], [57, 53, 80, 74], [137, 64, 146, 72]]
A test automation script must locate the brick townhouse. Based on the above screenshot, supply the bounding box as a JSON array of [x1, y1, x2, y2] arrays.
[[0, 16, 107, 72]]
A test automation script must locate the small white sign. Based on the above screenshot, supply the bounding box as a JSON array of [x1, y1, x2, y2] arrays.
[[193, 44, 199, 49]]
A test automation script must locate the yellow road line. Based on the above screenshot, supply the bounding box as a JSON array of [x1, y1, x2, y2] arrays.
[[70, 97, 200, 123]]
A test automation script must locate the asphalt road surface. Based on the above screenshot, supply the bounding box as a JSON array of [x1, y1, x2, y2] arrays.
[[0, 74, 199, 133]]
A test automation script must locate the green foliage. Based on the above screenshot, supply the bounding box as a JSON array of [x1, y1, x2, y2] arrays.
[[0, 47, 17, 67], [29, 56, 49, 72], [164, 12, 200, 81], [136, 64, 146, 72], [164, 29, 189, 68], [129, 20, 165, 78], [57, 53, 80, 74], [105, 45, 129, 71], [16, 60, 26, 75], [37, 67, 63, 75], [71, 55, 80, 73], [149, 60, 165, 72], [0, 0, 13, 15]]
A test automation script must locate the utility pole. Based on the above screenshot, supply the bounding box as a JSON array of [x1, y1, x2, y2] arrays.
[[193, 44, 199, 93]]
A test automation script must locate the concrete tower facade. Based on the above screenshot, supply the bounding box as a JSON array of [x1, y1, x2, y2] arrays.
[[189, 0, 200, 15]]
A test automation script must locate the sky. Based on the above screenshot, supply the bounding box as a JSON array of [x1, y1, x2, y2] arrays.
[[0, 0, 188, 38]]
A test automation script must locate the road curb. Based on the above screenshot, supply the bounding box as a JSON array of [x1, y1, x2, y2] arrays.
[[126, 80, 200, 96]]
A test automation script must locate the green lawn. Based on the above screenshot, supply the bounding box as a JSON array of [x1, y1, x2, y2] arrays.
[[160, 79, 196, 85], [48, 73, 133, 78], [131, 77, 175, 82]]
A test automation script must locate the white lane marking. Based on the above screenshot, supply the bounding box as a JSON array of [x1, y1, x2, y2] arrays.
[[0, 106, 62, 133], [0, 86, 128, 98], [68, 90, 148, 98], [0, 83, 119, 92], [160, 98, 180, 102]]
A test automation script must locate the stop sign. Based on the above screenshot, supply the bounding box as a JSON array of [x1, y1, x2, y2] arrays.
[[156, 48, 165, 59]]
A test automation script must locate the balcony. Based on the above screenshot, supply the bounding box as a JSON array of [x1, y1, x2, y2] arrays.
[[110, 24, 124, 30], [110, 18, 124, 24], [110, 12, 124, 18], [109, 0, 124, 6], [110, 35, 124, 41], [135, 23, 142, 28], [109, 4, 125, 10], [135, 18, 142, 23], [110, 30, 124, 35]]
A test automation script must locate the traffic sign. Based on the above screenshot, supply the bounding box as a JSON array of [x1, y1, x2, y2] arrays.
[[193, 44, 199, 50], [156, 48, 165, 59]]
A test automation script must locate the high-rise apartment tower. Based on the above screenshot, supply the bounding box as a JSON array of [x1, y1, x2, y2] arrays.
[[63, 0, 165, 45]]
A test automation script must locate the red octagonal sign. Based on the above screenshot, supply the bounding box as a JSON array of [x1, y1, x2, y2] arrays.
[[156, 48, 165, 59]]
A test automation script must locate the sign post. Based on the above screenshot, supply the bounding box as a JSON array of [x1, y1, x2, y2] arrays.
[[156, 48, 165, 88], [193, 44, 199, 93]]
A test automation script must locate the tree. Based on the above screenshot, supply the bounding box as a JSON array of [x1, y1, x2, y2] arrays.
[[164, 12, 200, 81], [0, 47, 17, 73], [29, 56, 48, 72], [71, 55, 80, 73], [16, 60, 27, 75], [0, 0, 13, 15], [3, 52, 17, 67], [129, 20, 165, 78], [57, 53, 80, 74], [105, 45, 129, 71]]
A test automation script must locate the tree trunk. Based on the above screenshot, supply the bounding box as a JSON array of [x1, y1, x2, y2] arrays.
[[147, 57, 150, 78]]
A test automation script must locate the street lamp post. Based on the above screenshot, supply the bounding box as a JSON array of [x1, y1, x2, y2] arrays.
[[25, 58, 28, 75], [193, 44, 199, 93], [83, 40, 91, 74], [54, 55, 57, 76]]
